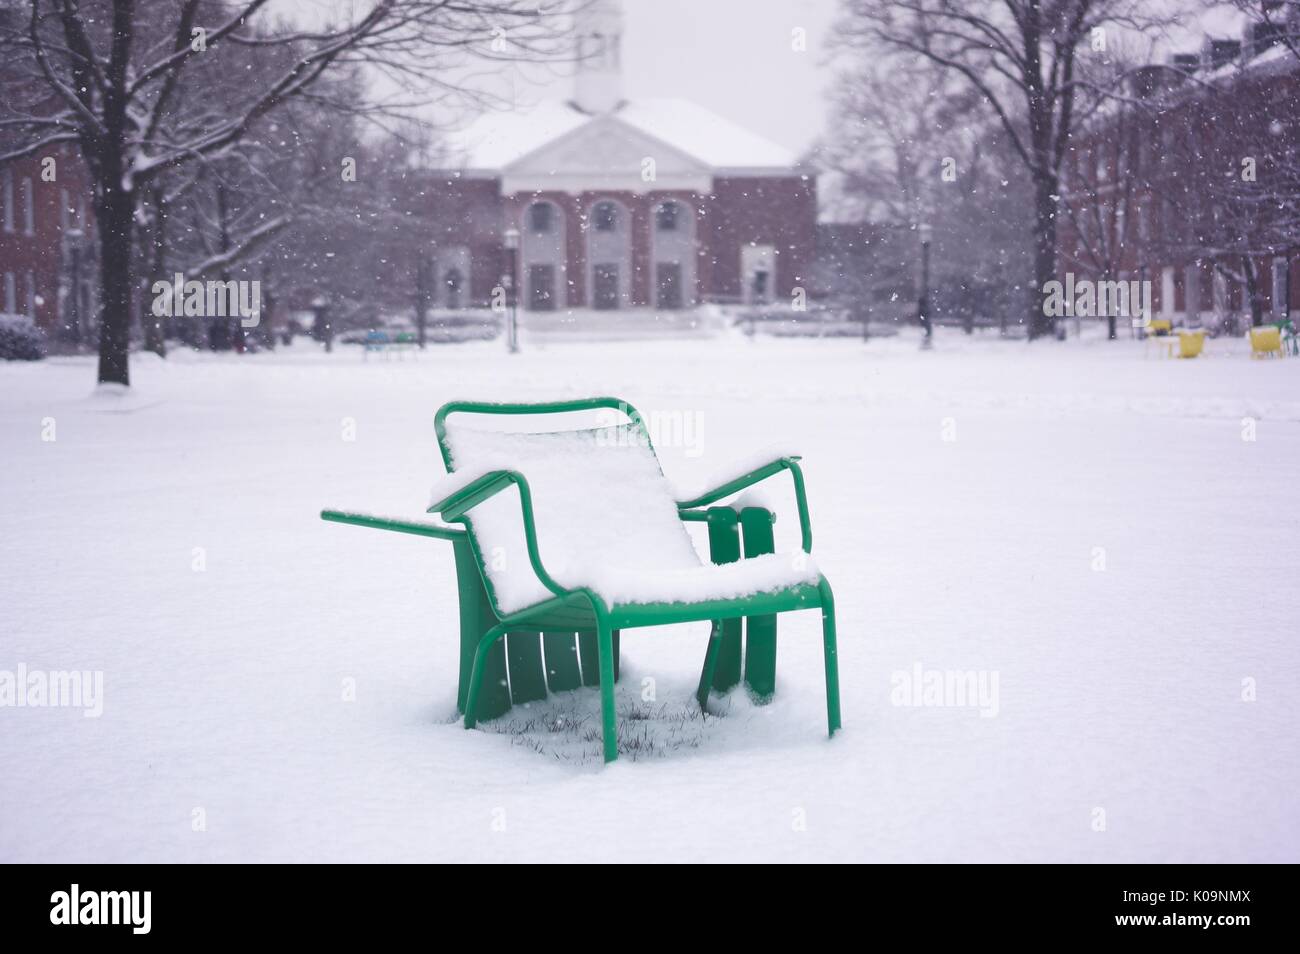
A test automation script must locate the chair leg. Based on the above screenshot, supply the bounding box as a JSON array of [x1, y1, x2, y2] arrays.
[[464, 625, 509, 730], [596, 623, 618, 763], [705, 508, 743, 692], [740, 507, 778, 701], [819, 579, 842, 737], [696, 621, 723, 712]]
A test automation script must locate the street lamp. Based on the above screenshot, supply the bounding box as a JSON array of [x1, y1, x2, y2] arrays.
[[918, 222, 933, 350], [310, 295, 333, 353], [503, 226, 520, 354]]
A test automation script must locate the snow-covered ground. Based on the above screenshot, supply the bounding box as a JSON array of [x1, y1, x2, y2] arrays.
[[2, 327, 1297, 862]]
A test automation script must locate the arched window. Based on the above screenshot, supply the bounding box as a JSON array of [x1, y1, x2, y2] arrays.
[[521, 201, 565, 312], [586, 199, 629, 310], [651, 200, 695, 310], [655, 201, 680, 232], [528, 202, 554, 234]]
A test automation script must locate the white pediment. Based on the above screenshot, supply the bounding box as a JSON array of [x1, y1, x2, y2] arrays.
[[501, 114, 713, 195]]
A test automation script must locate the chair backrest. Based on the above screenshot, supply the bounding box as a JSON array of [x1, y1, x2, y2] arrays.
[[435, 399, 701, 614]]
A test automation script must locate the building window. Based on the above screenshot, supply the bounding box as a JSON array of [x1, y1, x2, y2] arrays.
[[2, 170, 12, 233], [528, 264, 556, 311], [25, 272, 36, 317], [592, 201, 618, 232], [22, 177, 34, 235], [655, 201, 680, 232], [3, 272, 15, 314], [592, 263, 619, 308], [528, 202, 554, 234]]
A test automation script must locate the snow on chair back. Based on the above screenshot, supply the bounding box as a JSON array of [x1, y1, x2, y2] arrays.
[[438, 409, 701, 614]]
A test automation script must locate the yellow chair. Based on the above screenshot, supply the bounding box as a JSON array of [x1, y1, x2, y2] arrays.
[[1175, 329, 1204, 358], [1249, 326, 1283, 359], [1146, 318, 1173, 337]]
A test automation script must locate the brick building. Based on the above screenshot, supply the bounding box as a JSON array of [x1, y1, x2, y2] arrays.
[[0, 19, 97, 342], [418, 0, 816, 313], [1060, 20, 1300, 328], [0, 146, 96, 337]]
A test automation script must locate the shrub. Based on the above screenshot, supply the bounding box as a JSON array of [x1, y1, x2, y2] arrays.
[[0, 313, 46, 361]]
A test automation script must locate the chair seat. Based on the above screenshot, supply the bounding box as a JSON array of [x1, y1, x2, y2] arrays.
[[502, 577, 826, 632], [579, 550, 820, 609]]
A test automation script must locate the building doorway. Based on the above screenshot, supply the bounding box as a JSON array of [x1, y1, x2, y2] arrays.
[[656, 263, 682, 309], [742, 244, 776, 305], [528, 264, 556, 311], [593, 264, 620, 310]]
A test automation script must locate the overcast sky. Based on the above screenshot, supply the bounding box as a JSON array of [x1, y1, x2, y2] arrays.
[[467, 0, 1252, 156], [295, 0, 1252, 157]]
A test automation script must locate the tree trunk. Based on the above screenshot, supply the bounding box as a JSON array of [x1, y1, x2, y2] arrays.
[[95, 185, 135, 386], [1029, 173, 1058, 340], [142, 191, 168, 357], [1243, 258, 1265, 327], [260, 263, 276, 350]]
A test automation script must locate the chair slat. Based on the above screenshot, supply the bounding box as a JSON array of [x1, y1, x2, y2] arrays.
[[507, 633, 548, 704], [543, 632, 583, 692]]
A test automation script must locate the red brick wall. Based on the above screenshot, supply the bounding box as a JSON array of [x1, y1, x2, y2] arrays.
[[702, 175, 817, 302], [0, 145, 93, 333], [1062, 58, 1300, 318], [403, 174, 503, 306]]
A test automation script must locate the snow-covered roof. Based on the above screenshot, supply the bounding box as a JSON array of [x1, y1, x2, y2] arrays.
[[444, 97, 799, 174]]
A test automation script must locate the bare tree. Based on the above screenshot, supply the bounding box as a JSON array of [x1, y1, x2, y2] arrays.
[[1227, 1, 1300, 62], [0, 0, 570, 385], [820, 38, 1034, 334], [1152, 64, 1300, 328], [837, 0, 1159, 338]]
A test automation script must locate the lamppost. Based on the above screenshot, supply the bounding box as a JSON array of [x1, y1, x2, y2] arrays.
[[918, 222, 933, 350], [503, 226, 520, 354], [310, 295, 333, 353], [414, 256, 430, 350]]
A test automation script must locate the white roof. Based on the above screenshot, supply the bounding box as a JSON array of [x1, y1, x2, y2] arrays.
[[444, 97, 799, 173]]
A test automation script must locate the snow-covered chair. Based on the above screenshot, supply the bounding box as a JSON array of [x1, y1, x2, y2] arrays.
[[322, 397, 840, 763]]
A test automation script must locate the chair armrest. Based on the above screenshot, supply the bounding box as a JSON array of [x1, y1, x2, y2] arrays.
[[430, 469, 523, 521], [320, 509, 465, 541], [427, 468, 568, 599], [676, 457, 812, 552]]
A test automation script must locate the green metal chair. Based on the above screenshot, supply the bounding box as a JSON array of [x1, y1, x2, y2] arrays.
[[321, 397, 840, 763]]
